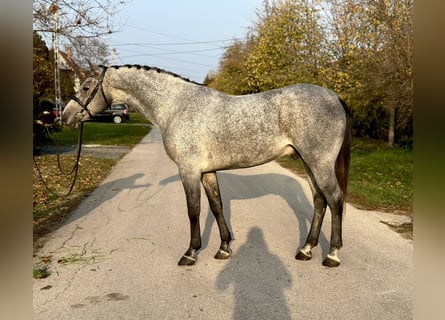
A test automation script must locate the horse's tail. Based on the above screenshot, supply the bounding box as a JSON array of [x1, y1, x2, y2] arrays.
[[335, 98, 352, 207]]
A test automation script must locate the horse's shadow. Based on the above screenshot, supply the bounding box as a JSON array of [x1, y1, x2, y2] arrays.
[[56, 170, 329, 259], [200, 171, 330, 258], [34, 173, 155, 245], [60, 173, 152, 225]]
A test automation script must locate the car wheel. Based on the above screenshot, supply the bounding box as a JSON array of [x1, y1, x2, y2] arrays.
[[113, 115, 122, 124]]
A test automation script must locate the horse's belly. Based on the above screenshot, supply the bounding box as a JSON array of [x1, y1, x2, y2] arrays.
[[203, 142, 291, 171]]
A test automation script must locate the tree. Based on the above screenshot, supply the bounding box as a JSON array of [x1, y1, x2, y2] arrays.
[[209, 0, 328, 94], [206, 39, 253, 95], [33, 31, 54, 100], [207, 0, 413, 144], [33, 0, 129, 68], [325, 0, 413, 145], [245, 0, 327, 92], [368, 0, 413, 146], [33, 31, 76, 103]]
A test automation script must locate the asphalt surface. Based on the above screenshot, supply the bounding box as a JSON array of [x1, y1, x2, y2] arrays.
[[33, 128, 413, 320]]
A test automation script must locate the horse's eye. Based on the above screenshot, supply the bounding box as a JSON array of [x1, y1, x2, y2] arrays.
[[82, 86, 90, 91]]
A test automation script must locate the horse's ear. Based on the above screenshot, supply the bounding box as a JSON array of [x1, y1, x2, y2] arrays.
[[86, 60, 101, 77]]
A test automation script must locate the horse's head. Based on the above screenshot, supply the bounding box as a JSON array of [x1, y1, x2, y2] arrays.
[[62, 67, 109, 129]]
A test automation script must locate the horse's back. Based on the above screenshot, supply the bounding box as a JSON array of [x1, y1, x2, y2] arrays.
[[164, 83, 347, 171]]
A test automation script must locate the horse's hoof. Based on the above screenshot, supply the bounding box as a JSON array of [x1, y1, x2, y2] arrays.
[[178, 255, 196, 266], [214, 248, 232, 260], [295, 250, 312, 261], [322, 254, 340, 267]]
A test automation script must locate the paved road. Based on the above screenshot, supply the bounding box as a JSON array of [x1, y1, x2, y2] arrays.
[[33, 128, 413, 320]]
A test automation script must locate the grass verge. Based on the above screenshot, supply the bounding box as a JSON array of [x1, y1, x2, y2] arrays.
[[33, 155, 116, 246], [276, 137, 413, 215], [51, 121, 151, 146]]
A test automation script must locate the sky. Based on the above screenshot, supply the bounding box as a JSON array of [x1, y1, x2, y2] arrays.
[[107, 0, 264, 83]]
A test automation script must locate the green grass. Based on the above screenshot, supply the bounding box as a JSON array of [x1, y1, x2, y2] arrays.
[[58, 251, 106, 265], [277, 138, 413, 215], [348, 138, 413, 214], [33, 266, 50, 279], [50, 112, 151, 146], [126, 112, 150, 123]]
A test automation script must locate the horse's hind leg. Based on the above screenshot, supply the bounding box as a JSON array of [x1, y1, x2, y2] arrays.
[[178, 172, 202, 266], [322, 197, 344, 267], [201, 172, 232, 259], [296, 162, 344, 267], [296, 181, 327, 261]]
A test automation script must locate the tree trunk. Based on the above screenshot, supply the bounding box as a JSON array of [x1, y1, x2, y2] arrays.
[[388, 106, 395, 146]]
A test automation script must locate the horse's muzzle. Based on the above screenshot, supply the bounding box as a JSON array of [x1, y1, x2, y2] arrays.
[[61, 111, 84, 129]]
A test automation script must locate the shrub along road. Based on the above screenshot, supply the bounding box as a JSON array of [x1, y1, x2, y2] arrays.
[[33, 128, 412, 319]]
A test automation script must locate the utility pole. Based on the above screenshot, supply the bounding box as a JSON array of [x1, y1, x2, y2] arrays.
[[50, 2, 62, 123], [111, 48, 116, 65]]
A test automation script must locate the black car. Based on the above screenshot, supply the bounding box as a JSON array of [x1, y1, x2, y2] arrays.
[[89, 104, 130, 124]]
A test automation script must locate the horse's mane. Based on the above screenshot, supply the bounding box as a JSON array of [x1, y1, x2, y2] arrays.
[[100, 64, 203, 86]]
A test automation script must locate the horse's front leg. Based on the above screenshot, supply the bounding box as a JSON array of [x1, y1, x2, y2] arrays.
[[201, 172, 232, 260], [178, 172, 202, 266]]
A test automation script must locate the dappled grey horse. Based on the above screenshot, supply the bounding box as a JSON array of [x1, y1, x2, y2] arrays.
[[62, 65, 352, 267]]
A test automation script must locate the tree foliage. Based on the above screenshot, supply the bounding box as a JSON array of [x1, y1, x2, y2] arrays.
[[245, 0, 326, 92], [33, 31, 75, 103], [33, 0, 129, 111], [33, 0, 128, 68], [204, 40, 253, 95], [207, 0, 413, 145], [33, 31, 54, 100], [326, 0, 413, 145]]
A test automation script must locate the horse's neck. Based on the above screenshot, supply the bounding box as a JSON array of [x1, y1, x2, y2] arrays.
[[106, 68, 193, 129]]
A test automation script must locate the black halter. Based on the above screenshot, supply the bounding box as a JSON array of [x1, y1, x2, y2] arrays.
[[71, 67, 110, 117]]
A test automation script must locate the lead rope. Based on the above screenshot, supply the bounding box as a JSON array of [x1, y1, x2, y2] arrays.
[[33, 122, 84, 197]]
